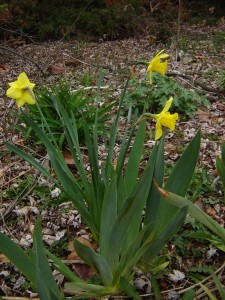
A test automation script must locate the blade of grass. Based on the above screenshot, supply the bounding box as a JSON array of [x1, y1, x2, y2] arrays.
[[198, 282, 217, 300], [210, 269, 225, 299]]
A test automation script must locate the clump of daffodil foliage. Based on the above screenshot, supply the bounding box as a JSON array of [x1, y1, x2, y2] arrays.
[[3, 49, 224, 300], [7, 76, 114, 148]]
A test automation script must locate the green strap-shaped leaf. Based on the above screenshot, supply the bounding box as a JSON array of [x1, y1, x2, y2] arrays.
[[221, 143, 225, 163], [83, 120, 105, 230], [64, 282, 112, 299], [141, 132, 200, 263], [45, 249, 83, 283], [107, 144, 158, 270], [119, 277, 141, 300], [116, 110, 138, 209], [33, 216, 63, 299], [100, 176, 117, 260], [14, 116, 96, 233], [0, 233, 36, 288], [124, 206, 187, 272], [159, 189, 225, 243], [6, 143, 58, 186], [104, 77, 130, 178], [165, 130, 201, 195], [210, 269, 225, 299], [153, 130, 200, 236], [124, 120, 146, 197], [151, 277, 163, 300], [113, 226, 150, 282], [144, 135, 165, 228], [35, 268, 52, 300], [216, 156, 225, 188], [123, 143, 158, 250], [51, 97, 93, 201], [73, 239, 113, 286], [198, 283, 217, 300]]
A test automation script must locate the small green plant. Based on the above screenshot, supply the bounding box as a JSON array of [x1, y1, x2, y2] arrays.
[[219, 70, 225, 90], [216, 143, 225, 199], [0, 4, 8, 12], [125, 73, 209, 118], [214, 31, 225, 45], [80, 73, 96, 86], [2, 175, 34, 200], [187, 266, 225, 300], [188, 166, 216, 202], [13, 81, 114, 148]]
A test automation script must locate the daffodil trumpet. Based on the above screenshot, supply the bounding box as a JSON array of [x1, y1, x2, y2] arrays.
[[146, 49, 169, 85], [23, 86, 36, 102], [140, 97, 178, 140]]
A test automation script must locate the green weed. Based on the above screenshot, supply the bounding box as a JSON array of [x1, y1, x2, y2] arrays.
[[219, 70, 225, 90], [214, 31, 225, 44], [124, 73, 209, 118]]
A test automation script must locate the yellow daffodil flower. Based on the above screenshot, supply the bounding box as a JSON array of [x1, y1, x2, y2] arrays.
[[147, 49, 169, 85], [140, 97, 178, 140], [6, 72, 36, 108]]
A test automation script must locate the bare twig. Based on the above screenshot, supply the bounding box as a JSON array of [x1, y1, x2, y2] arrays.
[[0, 24, 34, 43], [63, 53, 112, 70], [167, 72, 223, 95]]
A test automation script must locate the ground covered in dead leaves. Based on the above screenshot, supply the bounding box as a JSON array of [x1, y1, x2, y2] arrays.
[[0, 19, 225, 299]]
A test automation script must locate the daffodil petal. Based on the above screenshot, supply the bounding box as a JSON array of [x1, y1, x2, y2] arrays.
[[151, 60, 168, 75], [6, 72, 36, 107], [156, 53, 170, 60], [160, 112, 178, 130], [147, 50, 169, 84], [28, 82, 35, 90], [8, 81, 20, 88], [155, 49, 165, 57], [160, 97, 173, 115], [23, 90, 36, 105], [155, 121, 163, 140], [17, 72, 30, 86], [15, 97, 26, 108], [6, 87, 22, 99]]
